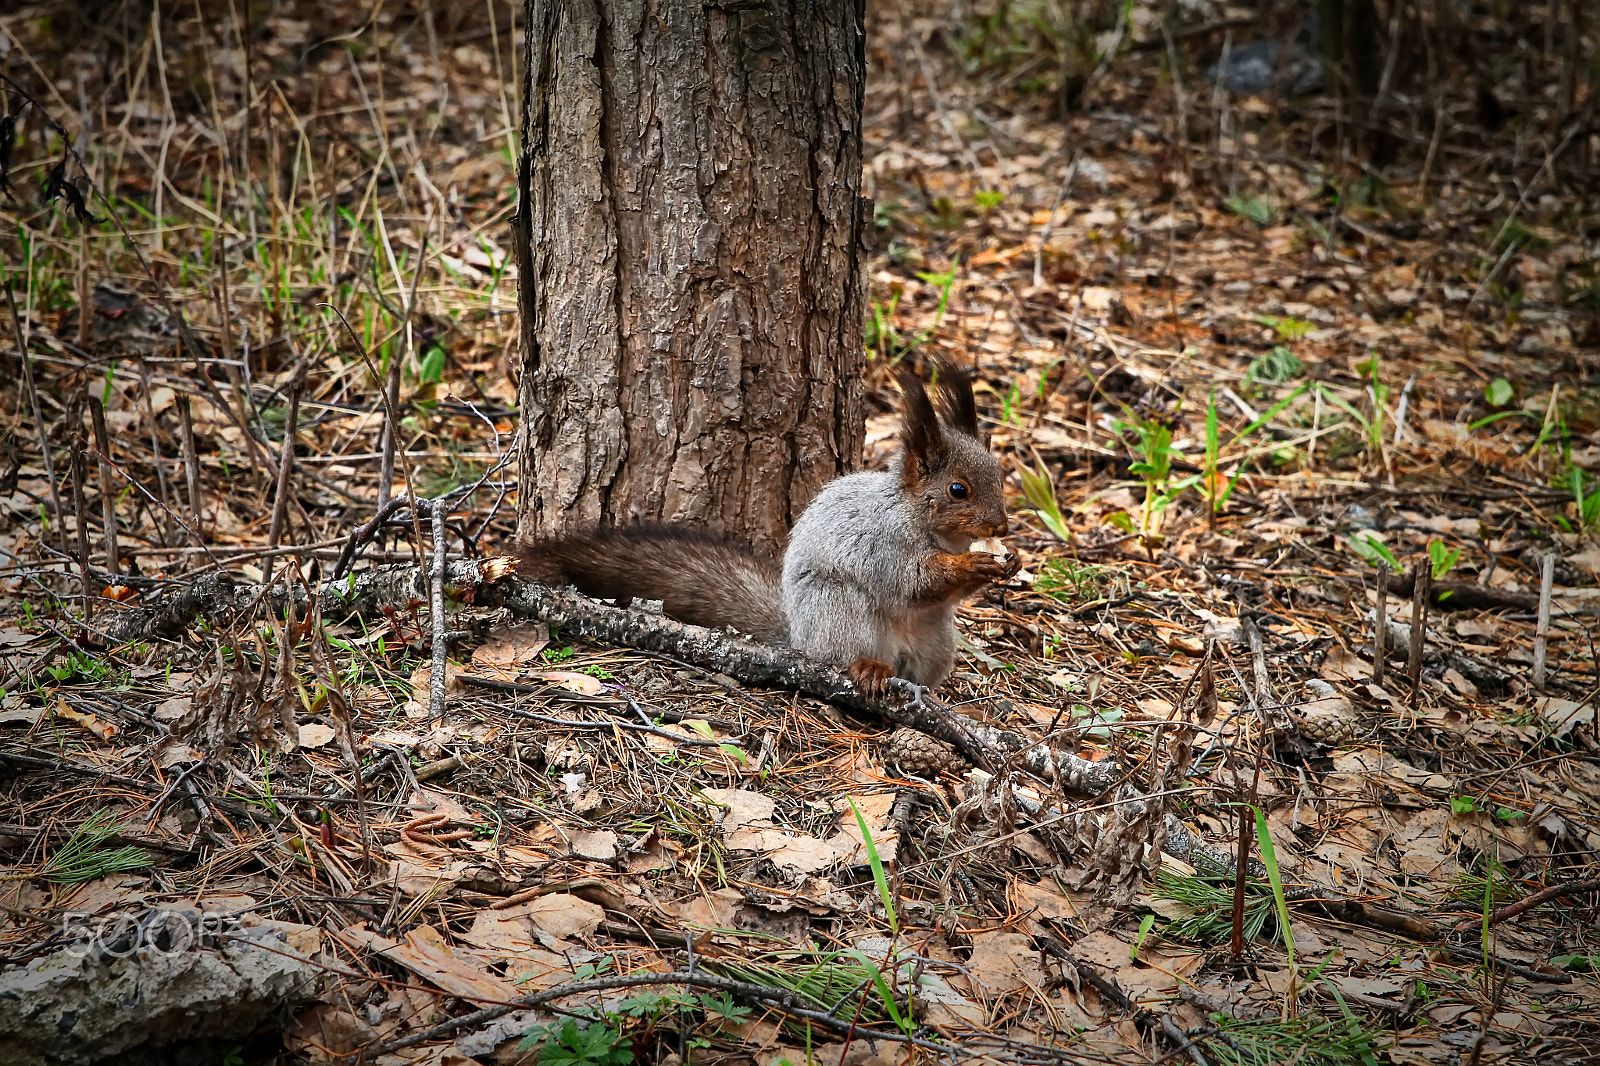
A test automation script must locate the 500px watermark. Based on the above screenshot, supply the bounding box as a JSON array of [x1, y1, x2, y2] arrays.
[[60, 909, 233, 958]]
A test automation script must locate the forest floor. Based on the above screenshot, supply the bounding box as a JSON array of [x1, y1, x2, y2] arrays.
[[1, 2, 1599, 1065]]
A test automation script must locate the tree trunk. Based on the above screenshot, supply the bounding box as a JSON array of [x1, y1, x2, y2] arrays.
[[514, 0, 867, 554]]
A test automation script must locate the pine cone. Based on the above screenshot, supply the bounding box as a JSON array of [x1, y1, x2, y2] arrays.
[[884, 728, 965, 776], [1297, 682, 1358, 746]]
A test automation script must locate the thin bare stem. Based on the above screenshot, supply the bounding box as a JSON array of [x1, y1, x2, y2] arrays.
[[137, 357, 175, 545], [176, 394, 204, 537], [87, 398, 119, 579], [1408, 561, 1429, 708], [1533, 553, 1555, 690], [1373, 562, 1388, 685], [70, 438, 93, 620], [267, 365, 305, 548]]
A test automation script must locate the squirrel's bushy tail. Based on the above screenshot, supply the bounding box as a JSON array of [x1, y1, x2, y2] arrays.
[[512, 526, 788, 645]]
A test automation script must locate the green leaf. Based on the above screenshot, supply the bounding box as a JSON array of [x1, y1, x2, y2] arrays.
[[1484, 377, 1513, 407], [1132, 913, 1155, 960], [528, 1019, 633, 1066], [1227, 192, 1277, 226], [1348, 533, 1400, 571], [418, 346, 446, 384], [1427, 540, 1461, 581], [1017, 457, 1071, 541], [1250, 806, 1295, 970], [849, 798, 897, 936], [1450, 795, 1477, 815]]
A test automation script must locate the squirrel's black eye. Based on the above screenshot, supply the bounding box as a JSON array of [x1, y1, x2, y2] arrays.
[[949, 481, 968, 500]]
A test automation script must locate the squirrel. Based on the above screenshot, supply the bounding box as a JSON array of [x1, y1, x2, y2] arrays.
[[512, 361, 1018, 697]]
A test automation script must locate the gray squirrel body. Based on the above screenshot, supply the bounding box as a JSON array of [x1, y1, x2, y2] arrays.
[[514, 362, 1016, 695]]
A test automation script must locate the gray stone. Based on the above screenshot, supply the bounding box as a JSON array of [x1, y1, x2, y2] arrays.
[[0, 924, 318, 1065]]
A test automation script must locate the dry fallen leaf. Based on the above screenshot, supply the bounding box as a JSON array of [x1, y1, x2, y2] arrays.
[[296, 722, 336, 749], [532, 670, 605, 696], [965, 931, 1044, 995], [336, 923, 520, 1005], [522, 892, 604, 940], [470, 622, 549, 669], [54, 700, 118, 740]]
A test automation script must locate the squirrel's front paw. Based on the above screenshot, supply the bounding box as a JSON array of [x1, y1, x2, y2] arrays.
[[848, 657, 894, 700], [956, 550, 1013, 582]]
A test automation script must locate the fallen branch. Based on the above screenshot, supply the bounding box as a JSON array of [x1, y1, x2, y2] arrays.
[[489, 577, 1137, 791], [99, 558, 1118, 789], [1451, 876, 1600, 935]]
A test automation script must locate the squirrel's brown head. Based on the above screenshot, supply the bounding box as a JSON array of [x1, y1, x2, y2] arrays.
[[895, 360, 1008, 547]]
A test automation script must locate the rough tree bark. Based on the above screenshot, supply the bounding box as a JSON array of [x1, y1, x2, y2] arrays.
[[514, 0, 868, 552]]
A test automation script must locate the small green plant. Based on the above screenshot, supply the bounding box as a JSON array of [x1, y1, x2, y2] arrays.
[[1035, 557, 1125, 602], [235, 767, 283, 818], [1245, 346, 1306, 388], [1154, 871, 1277, 945], [1427, 541, 1462, 581], [1348, 532, 1400, 571], [517, 1019, 633, 1066], [956, 0, 1106, 102], [1114, 408, 1199, 544], [1449, 854, 1516, 908], [1529, 393, 1566, 462], [1131, 913, 1156, 960], [695, 991, 752, 1029], [1200, 384, 1308, 523], [849, 798, 898, 936], [541, 646, 575, 665], [1244, 805, 1298, 1002], [1337, 171, 1396, 212], [36, 809, 153, 884], [845, 803, 916, 1042], [971, 189, 1004, 214], [1316, 353, 1390, 473], [611, 987, 697, 1020], [416, 344, 447, 384], [45, 650, 115, 685], [1254, 315, 1314, 343], [1555, 466, 1600, 534], [1468, 377, 1537, 430], [1479, 851, 1501, 978], [1226, 192, 1280, 226], [864, 258, 961, 362], [1552, 953, 1600, 972], [1450, 796, 1519, 822], [911, 257, 961, 342], [1015, 453, 1072, 541], [864, 291, 904, 361], [999, 379, 1025, 427], [1195, 1009, 1386, 1066]]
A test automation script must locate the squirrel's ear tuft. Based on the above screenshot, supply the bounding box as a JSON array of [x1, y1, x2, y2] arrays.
[[896, 364, 947, 483], [931, 359, 980, 438]]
